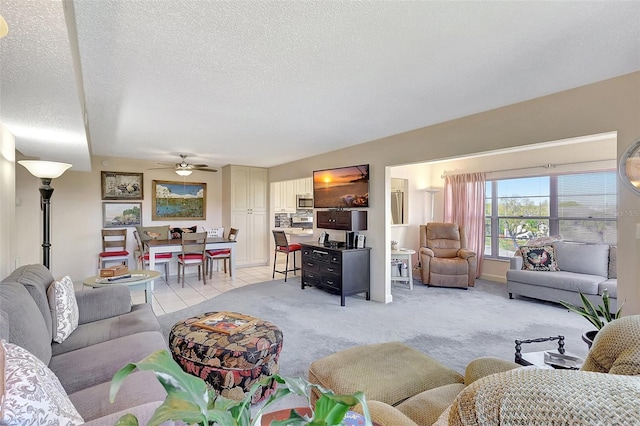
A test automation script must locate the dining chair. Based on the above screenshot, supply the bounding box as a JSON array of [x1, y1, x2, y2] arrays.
[[177, 231, 208, 287], [206, 228, 239, 279], [272, 230, 301, 282], [98, 229, 129, 270], [133, 230, 172, 281]]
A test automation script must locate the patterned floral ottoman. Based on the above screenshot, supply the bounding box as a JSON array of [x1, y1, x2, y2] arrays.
[[169, 311, 284, 403]]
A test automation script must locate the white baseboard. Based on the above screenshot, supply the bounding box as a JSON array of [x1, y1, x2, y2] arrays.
[[480, 273, 506, 284]]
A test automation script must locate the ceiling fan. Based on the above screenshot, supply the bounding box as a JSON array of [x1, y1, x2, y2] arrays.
[[150, 154, 218, 176]]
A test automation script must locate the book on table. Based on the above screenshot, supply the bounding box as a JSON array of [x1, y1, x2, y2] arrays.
[[193, 312, 258, 335]]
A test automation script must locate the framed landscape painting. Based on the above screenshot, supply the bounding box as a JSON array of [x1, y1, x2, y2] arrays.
[[152, 180, 206, 220], [102, 202, 142, 227], [101, 171, 143, 200]]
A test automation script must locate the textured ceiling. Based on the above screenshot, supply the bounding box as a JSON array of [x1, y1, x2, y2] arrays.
[[1, 1, 639, 172]]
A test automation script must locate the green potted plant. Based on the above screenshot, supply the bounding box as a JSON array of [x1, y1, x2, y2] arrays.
[[110, 349, 372, 426], [559, 289, 623, 348]]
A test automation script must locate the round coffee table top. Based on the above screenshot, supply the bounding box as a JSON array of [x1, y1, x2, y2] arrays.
[[83, 270, 160, 288]]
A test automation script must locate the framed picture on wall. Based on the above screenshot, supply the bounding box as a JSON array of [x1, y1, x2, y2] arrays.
[[101, 171, 144, 200], [102, 202, 142, 228], [152, 180, 206, 220]]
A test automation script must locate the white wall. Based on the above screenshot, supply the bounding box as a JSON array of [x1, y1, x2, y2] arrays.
[[269, 72, 640, 313], [0, 124, 16, 278], [14, 155, 223, 281]]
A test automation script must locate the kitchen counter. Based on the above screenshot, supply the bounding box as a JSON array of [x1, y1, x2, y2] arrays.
[[273, 228, 315, 245], [285, 228, 313, 236]]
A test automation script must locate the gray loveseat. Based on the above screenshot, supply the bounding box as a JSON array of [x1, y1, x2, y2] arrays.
[[0, 264, 168, 424], [506, 241, 617, 310]]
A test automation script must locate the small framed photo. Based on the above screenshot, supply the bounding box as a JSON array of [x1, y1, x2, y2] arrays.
[[102, 202, 142, 228], [102, 171, 144, 200]]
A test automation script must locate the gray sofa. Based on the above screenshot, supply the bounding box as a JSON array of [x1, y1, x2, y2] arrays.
[[506, 241, 617, 311], [0, 264, 168, 424]]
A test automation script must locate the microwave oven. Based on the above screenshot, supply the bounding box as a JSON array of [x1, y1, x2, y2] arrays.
[[296, 194, 313, 209]]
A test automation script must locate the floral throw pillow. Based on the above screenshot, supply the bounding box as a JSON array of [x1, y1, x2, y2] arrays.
[[0, 340, 84, 425], [46, 276, 79, 343], [520, 245, 559, 271]]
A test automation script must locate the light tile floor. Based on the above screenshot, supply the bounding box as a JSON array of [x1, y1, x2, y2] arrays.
[[120, 264, 287, 315]]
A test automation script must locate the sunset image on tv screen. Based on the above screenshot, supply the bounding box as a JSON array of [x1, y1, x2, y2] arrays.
[[313, 165, 369, 208]]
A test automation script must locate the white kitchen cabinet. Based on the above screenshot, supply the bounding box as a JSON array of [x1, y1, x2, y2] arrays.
[[273, 180, 296, 213], [223, 165, 268, 266], [273, 179, 304, 213], [284, 180, 297, 212], [230, 210, 268, 266], [273, 181, 283, 212], [296, 177, 313, 196]]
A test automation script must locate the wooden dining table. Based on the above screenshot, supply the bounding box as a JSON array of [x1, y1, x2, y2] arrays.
[[144, 237, 237, 289]]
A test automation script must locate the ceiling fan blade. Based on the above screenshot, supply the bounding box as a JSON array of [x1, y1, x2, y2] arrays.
[[147, 166, 176, 170], [191, 164, 209, 168], [197, 168, 218, 173]]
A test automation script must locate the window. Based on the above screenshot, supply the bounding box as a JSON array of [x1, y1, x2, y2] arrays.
[[485, 171, 616, 258]]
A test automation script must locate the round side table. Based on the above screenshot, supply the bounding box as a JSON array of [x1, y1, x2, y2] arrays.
[[391, 249, 416, 290]]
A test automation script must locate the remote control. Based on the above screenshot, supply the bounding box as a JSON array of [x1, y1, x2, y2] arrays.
[[108, 274, 132, 281]]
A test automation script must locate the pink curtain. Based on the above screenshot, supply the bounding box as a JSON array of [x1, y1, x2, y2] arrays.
[[444, 172, 486, 277]]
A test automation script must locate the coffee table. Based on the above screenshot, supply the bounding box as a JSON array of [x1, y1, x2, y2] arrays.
[[83, 269, 160, 305], [514, 335, 583, 370]]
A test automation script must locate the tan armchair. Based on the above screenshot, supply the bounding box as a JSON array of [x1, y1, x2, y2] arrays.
[[419, 223, 477, 288], [439, 314, 640, 425]]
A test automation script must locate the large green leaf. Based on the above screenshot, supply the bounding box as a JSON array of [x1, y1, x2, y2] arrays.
[[146, 395, 208, 426], [110, 350, 210, 418], [268, 409, 310, 426], [114, 413, 139, 426]]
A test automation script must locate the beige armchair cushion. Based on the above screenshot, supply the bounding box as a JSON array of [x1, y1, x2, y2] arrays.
[[350, 356, 519, 426], [447, 368, 640, 425], [581, 314, 640, 375]]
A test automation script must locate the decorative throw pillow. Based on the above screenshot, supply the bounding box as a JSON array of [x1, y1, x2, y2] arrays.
[[46, 276, 79, 343], [170, 226, 198, 239], [0, 340, 84, 425], [520, 245, 559, 271]]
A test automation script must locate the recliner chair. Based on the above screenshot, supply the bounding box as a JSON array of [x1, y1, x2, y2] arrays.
[[419, 223, 476, 288]]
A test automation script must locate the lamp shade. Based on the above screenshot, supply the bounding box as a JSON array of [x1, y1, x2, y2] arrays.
[[0, 15, 8, 39], [175, 169, 192, 176], [18, 160, 72, 179]]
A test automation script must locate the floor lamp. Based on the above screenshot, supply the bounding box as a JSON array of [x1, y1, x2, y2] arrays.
[[18, 160, 72, 269]]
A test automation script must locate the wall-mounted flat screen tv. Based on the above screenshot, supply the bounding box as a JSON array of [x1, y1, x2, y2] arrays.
[[313, 164, 369, 208]]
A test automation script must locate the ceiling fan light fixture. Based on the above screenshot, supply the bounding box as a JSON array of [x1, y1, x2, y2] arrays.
[[175, 169, 192, 176], [0, 15, 8, 39]]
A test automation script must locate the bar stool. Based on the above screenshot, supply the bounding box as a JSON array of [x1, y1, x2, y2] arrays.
[[272, 230, 301, 282]]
